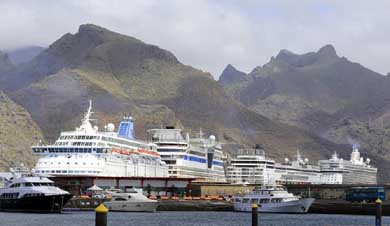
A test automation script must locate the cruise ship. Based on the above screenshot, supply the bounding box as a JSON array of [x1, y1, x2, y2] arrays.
[[147, 128, 226, 182], [273, 151, 321, 184], [32, 101, 168, 178], [226, 148, 320, 185], [226, 149, 275, 184], [319, 146, 377, 184]]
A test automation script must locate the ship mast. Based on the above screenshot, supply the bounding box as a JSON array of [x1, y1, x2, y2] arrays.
[[76, 100, 96, 132]]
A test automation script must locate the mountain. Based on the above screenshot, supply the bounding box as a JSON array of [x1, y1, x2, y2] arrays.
[[218, 64, 248, 88], [0, 91, 44, 171], [0, 24, 354, 171], [0, 51, 14, 72], [5, 46, 45, 65], [219, 45, 390, 181]]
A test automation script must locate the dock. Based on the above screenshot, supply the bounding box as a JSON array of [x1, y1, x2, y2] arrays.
[[310, 199, 390, 216]]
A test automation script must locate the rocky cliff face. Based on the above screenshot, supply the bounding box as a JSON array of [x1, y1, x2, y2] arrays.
[[0, 91, 44, 170]]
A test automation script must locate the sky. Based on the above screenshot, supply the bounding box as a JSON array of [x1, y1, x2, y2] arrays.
[[0, 0, 389, 78]]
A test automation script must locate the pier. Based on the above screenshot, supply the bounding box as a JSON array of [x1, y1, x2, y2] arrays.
[[51, 175, 195, 196]]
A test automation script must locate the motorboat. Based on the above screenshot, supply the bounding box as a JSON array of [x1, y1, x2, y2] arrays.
[[0, 168, 72, 213], [233, 185, 314, 213], [104, 188, 158, 212]]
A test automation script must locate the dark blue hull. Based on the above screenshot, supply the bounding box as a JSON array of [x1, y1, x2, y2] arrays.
[[0, 194, 73, 213]]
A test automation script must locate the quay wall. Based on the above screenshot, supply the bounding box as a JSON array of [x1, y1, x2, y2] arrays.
[[192, 183, 390, 200]]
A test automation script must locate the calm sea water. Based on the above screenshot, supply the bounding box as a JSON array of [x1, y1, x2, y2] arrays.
[[1, 211, 390, 226]]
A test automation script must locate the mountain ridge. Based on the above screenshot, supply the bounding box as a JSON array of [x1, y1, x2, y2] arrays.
[[219, 45, 390, 181]]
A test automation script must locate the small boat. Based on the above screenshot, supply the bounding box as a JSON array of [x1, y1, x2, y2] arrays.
[[232, 185, 314, 213], [104, 188, 158, 212], [0, 168, 73, 213]]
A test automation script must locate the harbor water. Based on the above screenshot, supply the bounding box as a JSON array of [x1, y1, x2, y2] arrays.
[[1, 211, 390, 226]]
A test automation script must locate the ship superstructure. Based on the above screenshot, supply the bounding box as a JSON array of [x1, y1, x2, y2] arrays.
[[147, 128, 226, 182], [226, 149, 275, 184], [319, 146, 377, 184], [32, 101, 168, 178], [273, 151, 321, 184]]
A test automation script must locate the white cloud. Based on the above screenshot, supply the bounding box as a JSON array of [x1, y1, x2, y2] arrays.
[[0, 0, 389, 77]]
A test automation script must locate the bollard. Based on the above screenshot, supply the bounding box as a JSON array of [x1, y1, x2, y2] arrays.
[[252, 203, 258, 226], [95, 204, 109, 226], [376, 198, 382, 226]]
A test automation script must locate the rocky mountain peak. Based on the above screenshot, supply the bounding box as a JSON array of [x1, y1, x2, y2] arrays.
[[275, 49, 296, 60], [270, 44, 339, 68], [219, 64, 247, 86], [317, 44, 338, 58], [0, 51, 14, 70], [77, 24, 140, 44]]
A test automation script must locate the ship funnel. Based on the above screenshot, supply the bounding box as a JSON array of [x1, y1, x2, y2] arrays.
[[118, 116, 134, 139]]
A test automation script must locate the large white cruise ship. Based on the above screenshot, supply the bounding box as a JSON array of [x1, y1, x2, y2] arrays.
[[226, 149, 320, 185], [273, 151, 321, 184], [319, 146, 377, 184], [226, 149, 275, 184], [147, 128, 226, 182], [32, 101, 168, 178]]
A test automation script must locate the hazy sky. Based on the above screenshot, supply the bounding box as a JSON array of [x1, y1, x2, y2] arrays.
[[1, 0, 389, 78]]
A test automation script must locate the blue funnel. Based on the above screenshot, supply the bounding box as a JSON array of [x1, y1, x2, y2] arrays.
[[118, 117, 134, 139]]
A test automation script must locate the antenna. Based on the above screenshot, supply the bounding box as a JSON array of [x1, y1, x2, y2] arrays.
[[296, 149, 301, 161], [76, 100, 96, 132]]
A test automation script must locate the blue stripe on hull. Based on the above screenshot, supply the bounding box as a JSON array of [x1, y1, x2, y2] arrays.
[[183, 156, 224, 166]]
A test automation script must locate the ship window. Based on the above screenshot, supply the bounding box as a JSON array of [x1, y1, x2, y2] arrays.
[[251, 199, 259, 204], [242, 198, 250, 203], [33, 183, 41, 186], [259, 199, 269, 203], [25, 183, 33, 187], [114, 197, 127, 201], [235, 198, 241, 203]]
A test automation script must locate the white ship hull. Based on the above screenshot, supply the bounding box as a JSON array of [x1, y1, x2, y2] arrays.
[[104, 201, 158, 212], [233, 198, 314, 213], [32, 101, 169, 179]]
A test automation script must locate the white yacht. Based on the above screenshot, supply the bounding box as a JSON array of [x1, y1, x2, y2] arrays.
[[147, 128, 226, 182], [32, 101, 168, 178], [104, 188, 158, 212], [0, 168, 72, 213], [319, 146, 377, 184], [233, 185, 314, 213]]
